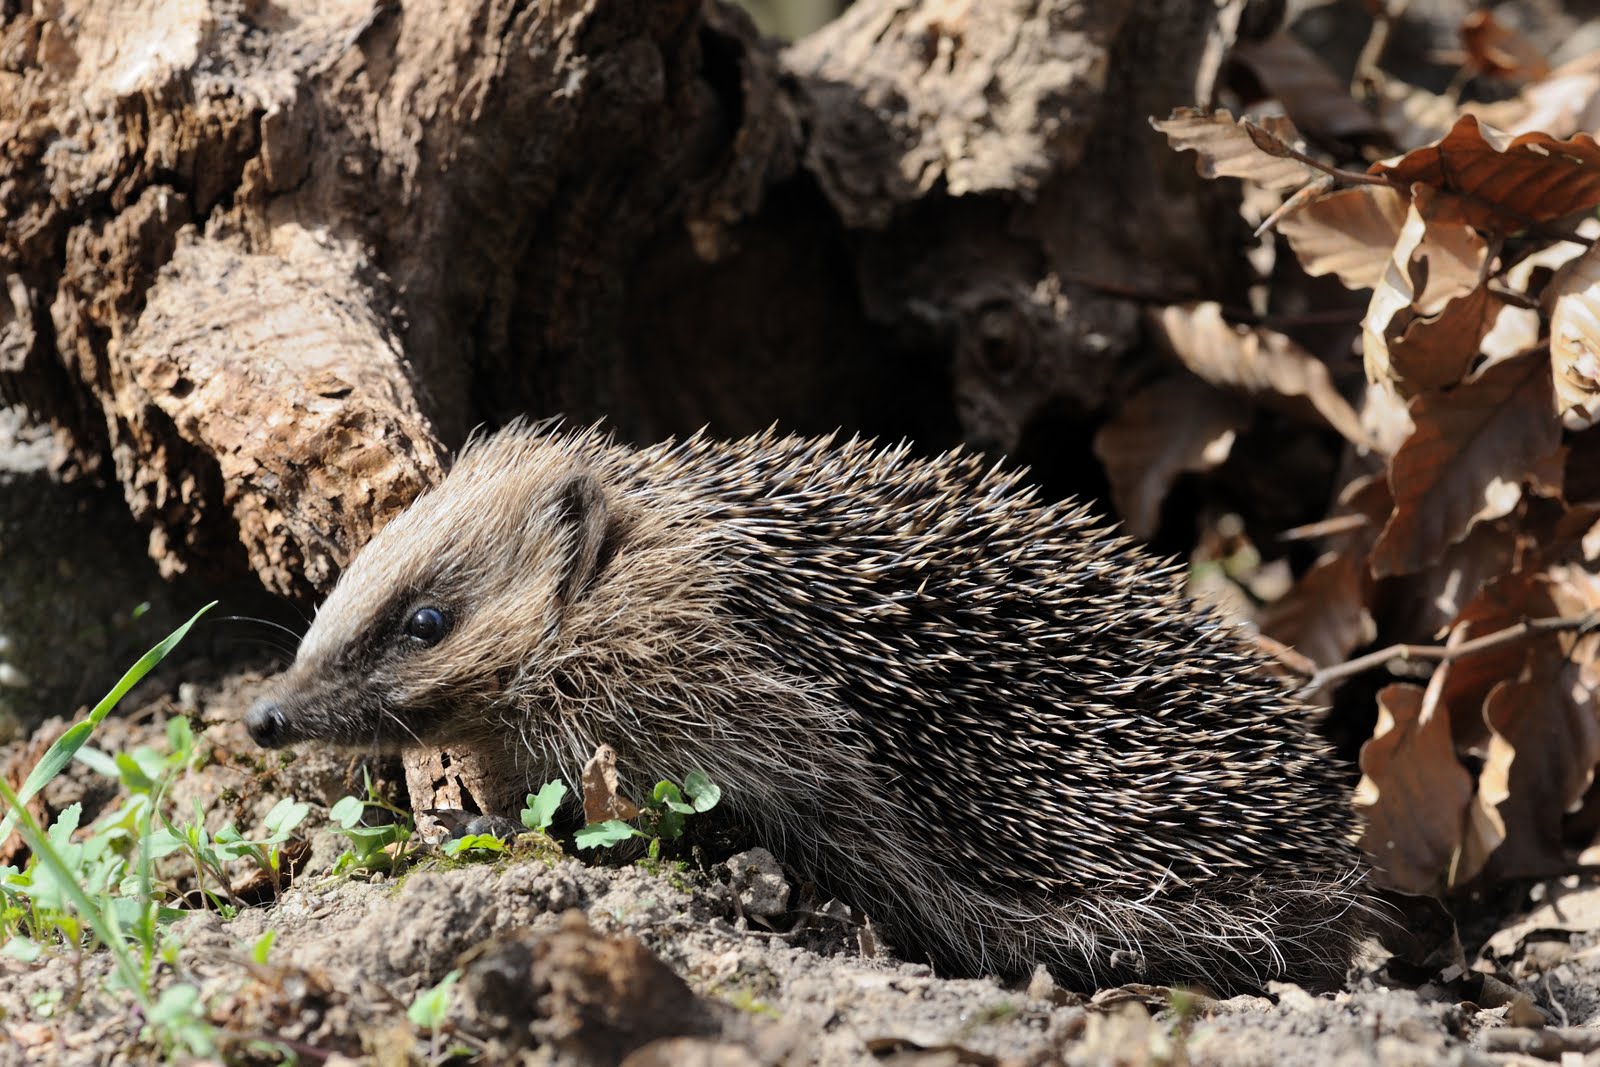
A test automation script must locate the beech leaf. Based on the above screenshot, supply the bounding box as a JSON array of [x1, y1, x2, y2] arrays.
[[1371, 351, 1559, 577], [1355, 679, 1474, 893]]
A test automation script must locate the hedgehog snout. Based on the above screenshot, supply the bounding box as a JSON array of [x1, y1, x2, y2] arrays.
[[245, 697, 291, 748]]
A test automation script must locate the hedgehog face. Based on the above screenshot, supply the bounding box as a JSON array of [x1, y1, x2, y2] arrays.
[[246, 453, 613, 751]]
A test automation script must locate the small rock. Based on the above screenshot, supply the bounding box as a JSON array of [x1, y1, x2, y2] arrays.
[[725, 848, 791, 919], [461, 910, 720, 1064]]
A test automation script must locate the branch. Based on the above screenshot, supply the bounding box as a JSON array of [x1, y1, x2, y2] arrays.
[[1297, 612, 1600, 693]]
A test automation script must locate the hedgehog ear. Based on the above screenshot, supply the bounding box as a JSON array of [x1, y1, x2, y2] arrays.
[[550, 472, 610, 606]]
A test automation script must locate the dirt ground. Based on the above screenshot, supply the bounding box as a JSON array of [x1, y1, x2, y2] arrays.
[[2, 662, 1600, 1066]]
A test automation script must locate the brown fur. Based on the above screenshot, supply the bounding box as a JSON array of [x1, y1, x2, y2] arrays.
[[252, 423, 1369, 993]]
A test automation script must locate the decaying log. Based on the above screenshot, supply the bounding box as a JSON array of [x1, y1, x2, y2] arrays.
[[3, 0, 1249, 598]]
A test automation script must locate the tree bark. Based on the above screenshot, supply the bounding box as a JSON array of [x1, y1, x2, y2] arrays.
[[3, 0, 1249, 597]]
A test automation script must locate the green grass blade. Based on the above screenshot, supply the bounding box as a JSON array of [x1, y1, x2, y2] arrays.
[[0, 602, 216, 845], [0, 776, 149, 1008]]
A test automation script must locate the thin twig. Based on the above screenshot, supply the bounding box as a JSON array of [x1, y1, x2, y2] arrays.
[[1277, 513, 1371, 543], [1275, 146, 1392, 189], [1253, 177, 1334, 238], [1488, 283, 1541, 310], [1353, 0, 1407, 93], [1303, 612, 1600, 692]]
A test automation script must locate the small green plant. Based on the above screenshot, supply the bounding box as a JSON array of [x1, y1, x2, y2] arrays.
[[441, 833, 508, 859], [574, 771, 721, 860], [250, 928, 277, 965], [407, 967, 460, 1031], [725, 989, 781, 1019], [522, 779, 567, 834], [144, 982, 215, 1058], [442, 780, 572, 861], [144, 791, 309, 915], [0, 603, 224, 1057], [328, 776, 415, 874]]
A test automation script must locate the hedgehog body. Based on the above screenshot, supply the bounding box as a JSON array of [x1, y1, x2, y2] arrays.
[[250, 425, 1366, 992]]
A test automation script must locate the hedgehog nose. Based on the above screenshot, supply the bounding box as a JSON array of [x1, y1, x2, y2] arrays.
[[245, 699, 289, 747]]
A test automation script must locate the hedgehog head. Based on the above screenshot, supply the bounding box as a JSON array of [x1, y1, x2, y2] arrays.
[[246, 434, 616, 750]]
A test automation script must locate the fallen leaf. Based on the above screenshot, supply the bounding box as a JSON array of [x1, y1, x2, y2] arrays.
[[1465, 658, 1600, 882], [1374, 80, 1459, 153], [581, 744, 641, 825], [1388, 518, 1520, 643], [1543, 241, 1600, 429], [1229, 31, 1389, 145], [1361, 380, 1414, 457], [1151, 108, 1319, 191], [1256, 550, 1375, 676], [1148, 303, 1370, 448], [1371, 350, 1559, 577], [1468, 51, 1600, 138], [1479, 304, 1541, 365], [1459, 10, 1549, 82], [1371, 115, 1600, 233], [1355, 679, 1474, 893], [1482, 882, 1600, 962], [1092, 376, 1247, 541], [1276, 185, 1408, 291], [1438, 572, 1562, 754], [1361, 186, 1498, 394]]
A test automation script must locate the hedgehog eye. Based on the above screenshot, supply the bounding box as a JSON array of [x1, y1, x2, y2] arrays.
[[403, 606, 450, 647]]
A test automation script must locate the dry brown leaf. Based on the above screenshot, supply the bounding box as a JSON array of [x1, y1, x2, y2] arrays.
[[1149, 303, 1370, 448], [1480, 304, 1541, 365], [1360, 380, 1414, 457], [1272, 473, 1388, 662], [1355, 678, 1474, 893], [581, 743, 641, 825], [1229, 31, 1388, 145], [1371, 115, 1600, 233], [1331, 472, 1394, 558], [1371, 350, 1559, 578], [1456, 763, 1508, 889], [1459, 10, 1550, 82], [1092, 376, 1247, 541], [1544, 242, 1600, 429], [1438, 573, 1562, 754], [1276, 185, 1408, 292], [1465, 659, 1600, 883], [1374, 80, 1459, 153], [1256, 550, 1374, 675], [1548, 565, 1600, 676], [1468, 52, 1600, 138], [1504, 220, 1599, 300], [1151, 108, 1318, 192], [1550, 563, 1600, 638], [1388, 519, 1520, 643], [1483, 882, 1600, 961], [1362, 186, 1498, 394]]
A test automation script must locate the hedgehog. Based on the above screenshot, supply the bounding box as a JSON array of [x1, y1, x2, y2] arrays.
[[247, 423, 1368, 993]]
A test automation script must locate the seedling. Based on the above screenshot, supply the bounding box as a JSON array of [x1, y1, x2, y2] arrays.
[[574, 770, 721, 860], [408, 967, 460, 1030], [522, 779, 567, 834], [0, 603, 225, 1056], [441, 833, 508, 859], [328, 776, 416, 874]]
